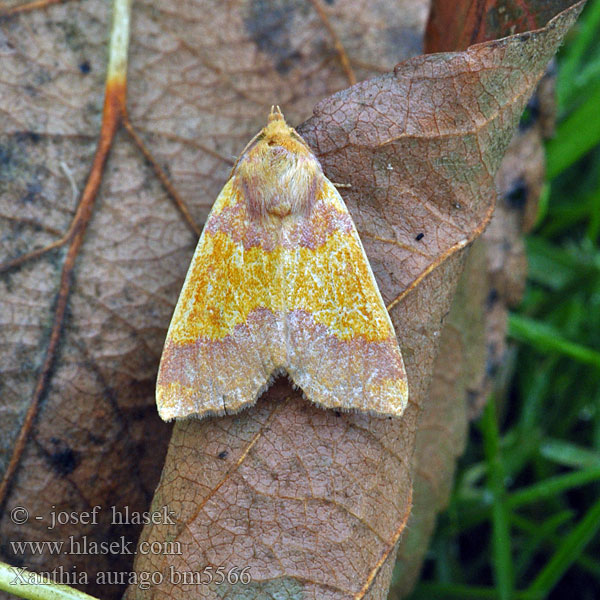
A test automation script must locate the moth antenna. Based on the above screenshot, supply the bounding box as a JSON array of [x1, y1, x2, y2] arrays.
[[269, 105, 285, 122]]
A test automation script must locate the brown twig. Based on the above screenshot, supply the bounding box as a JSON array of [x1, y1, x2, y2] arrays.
[[0, 76, 126, 509], [308, 0, 357, 86], [123, 118, 202, 237], [0, 0, 132, 509], [0, 0, 73, 17]]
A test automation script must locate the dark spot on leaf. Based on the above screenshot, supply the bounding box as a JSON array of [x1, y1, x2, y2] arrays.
[[0, 144, 12, 168], [244, 0, 305, 74], [88, 433, 105, 445], [15, 131, 41, 144], [486, 288, 499, 308], [22, 181, 42, 204], [519, 94, 540, 131], [415, 232, 424, 241], [485, 344, 499, 377], [24, 84, 38, 98], [3, 550, 25, 569], [79, 60, 91, 74], [59, 20, 86, 53], [218, 450, 228, 460], [47, 440, 80, 476], [504, 177, 528, 209], [33, 69, 52, 87], [466, 390, 479, 408]]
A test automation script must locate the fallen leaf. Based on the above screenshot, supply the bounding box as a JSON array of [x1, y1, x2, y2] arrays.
[[127, 3, 584, 599], [390, 79, 555, 597], [390, 240, 486, 597], [0, 1, 430, 598], [390, 3, 568, 594]]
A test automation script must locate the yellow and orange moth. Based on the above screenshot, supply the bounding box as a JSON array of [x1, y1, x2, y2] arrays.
[[156, 107, 408, 421]]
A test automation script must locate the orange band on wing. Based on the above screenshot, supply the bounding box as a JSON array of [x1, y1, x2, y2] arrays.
[[169, 228, 394, 344]]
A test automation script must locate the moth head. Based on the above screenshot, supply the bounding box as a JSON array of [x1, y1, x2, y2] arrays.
[[260, 105, 310, 155]]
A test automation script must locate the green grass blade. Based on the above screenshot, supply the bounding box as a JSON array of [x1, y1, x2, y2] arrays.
[[481, 398, 514, 600], [449, 467, 600, 534], [547, 77, 600, 178], [411, 582, 538, 600], [508, 467, 600, 508], [540, 438, 600, 469], [512, 513, 600, 579], [508, 314, 600, 368], [558, 0, 600, 108], [526, 496, 600, 596], [525, 236, 596, 290], [512, 511, 574, 578]]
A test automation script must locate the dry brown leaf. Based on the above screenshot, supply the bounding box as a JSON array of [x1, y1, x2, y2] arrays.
[[390, 79, 556, 596], [389, 74, 558, 597], [0, 1, 429, 598], [390, 3, 567, 593], [390, 240, 487, 598], [127, 4, 583, 599], [0, 1, 583, 599]]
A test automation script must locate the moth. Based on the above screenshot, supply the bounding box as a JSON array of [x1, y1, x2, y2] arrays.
[[156, 107, 408, 420]]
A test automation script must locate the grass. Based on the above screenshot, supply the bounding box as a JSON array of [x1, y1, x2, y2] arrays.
[[407, 1, 600, 598]]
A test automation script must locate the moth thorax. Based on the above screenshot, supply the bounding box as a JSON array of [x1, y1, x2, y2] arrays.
[[239, 148, 322, 220]]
